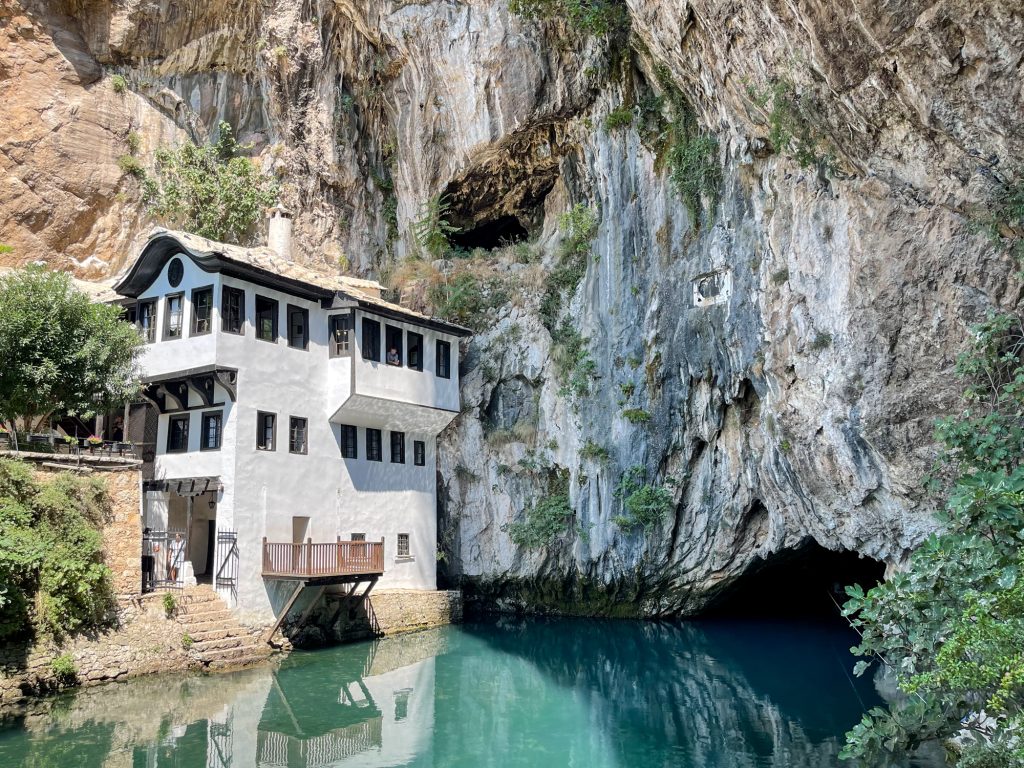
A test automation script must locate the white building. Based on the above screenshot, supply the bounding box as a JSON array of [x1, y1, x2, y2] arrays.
[[113, 225, 470, 624]]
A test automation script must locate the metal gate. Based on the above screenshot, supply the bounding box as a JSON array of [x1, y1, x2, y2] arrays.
[[142, 528, 187, 591], [215, 529, 239, 597]]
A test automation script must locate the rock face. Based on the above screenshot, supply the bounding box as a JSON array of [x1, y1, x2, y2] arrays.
[[2, 1, 1022, 615]]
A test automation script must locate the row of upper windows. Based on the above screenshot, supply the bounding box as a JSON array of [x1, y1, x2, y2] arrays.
[[128, 286, 453, 379], [338, 424, 426, 465]]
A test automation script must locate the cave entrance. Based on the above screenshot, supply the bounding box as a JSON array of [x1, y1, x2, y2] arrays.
[[450, 215, 528, 251], [703, 540, 885, 620]]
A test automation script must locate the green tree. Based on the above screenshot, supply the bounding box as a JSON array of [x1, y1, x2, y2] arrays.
[[145, 121, 279, 244], [842, 314, 1024, 766], [0, 267, 142, 432], [411, 194, 460, 259]]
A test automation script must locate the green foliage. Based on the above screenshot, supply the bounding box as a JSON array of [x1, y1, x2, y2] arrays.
[[49, 653, 78, 685], [181, 633, 194, 650], [550, 321, 595, 400], [412, 194, 460, 259], [125, 132, 141, 155], [145, 121, 279, 244], [621, 408, 651, 424], [0, 244, 13, 255], [771, 268, 790, 284], [117, 155, 145, 178], [810, 331, 832, 350], [0, 267, 142, 426], [747, 78, 829, 169], [580, 440, 609, 462], [0, 460, 114, 640], [162, 592, 176, 617], [604, 105, 634, 131], [540, 204, 598, 330], [110, 74, 127, 94], [976, 171, 1024, 265], [508, 0, 628, 37], [841, 313, 1024, 764], [613, 466, 672, 531], [504, 471, 577, 549]]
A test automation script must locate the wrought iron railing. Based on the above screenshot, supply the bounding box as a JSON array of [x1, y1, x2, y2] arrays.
[[142, 528, 188, 591]]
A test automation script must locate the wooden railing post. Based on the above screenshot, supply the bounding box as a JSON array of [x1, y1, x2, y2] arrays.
[[306, 537, 312, 575], [262, 537, 267, 573]]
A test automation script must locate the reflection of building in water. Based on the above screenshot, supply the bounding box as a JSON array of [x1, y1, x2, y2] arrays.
[[125, 634, 439, 768]]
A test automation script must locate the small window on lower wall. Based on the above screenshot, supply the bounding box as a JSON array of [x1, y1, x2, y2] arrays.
[[390, 431, 405, 463], [366, 428, 382, 461], [397, 533, 410, 558], [351, 532, 366, 542], [414, 440, 426, 466], [289, 417, 308, 454], [340, 424, 357, 459], [167, 414, 189, 453], [257, 412, 276, 451], [200, 411, 222, 451]]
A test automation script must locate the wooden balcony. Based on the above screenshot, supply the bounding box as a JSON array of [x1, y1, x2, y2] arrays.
[[262, 538, 385, 581]]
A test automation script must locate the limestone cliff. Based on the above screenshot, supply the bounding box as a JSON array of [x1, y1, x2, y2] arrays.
[[2, 0, 1021, 615]]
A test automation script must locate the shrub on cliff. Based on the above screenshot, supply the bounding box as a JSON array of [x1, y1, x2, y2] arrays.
[[144, 121, 279, 245], [842, 314, 1024, 766], [0, 459, 114, 640]]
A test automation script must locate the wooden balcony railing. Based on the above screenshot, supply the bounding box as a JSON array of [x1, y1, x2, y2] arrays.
[[262, 538, 385, 579]]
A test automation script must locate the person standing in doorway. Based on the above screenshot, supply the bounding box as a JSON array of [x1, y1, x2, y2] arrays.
[[169, 532, 185, 583]]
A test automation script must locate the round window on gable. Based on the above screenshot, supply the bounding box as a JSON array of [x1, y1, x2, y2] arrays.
[[168, 257, 184, 288]]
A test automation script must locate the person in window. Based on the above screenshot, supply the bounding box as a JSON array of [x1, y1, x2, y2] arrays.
[[387, 347, 401, 366]]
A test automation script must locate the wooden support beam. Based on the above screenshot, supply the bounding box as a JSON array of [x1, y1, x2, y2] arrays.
[[294, 585, 327, 628], [263, 580, 307, 644]]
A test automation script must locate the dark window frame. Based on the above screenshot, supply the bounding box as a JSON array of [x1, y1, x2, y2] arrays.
[[385, 325, 403, 367], [366, 428, 382, 462], [287, 304, 309, 350], [436, 339, 451, 379], [136, 299, 157, 343], [289, 416, 308, 454], [190, 285, 214, 336], [351, 532, 366, 541], [255, 295, 279, 343], [362, 318, 381, 361], [221, 286, 245, 335], [413, 440, 426, 466], [164, 293, 185, 341], [397, 533, 410, 558], [407, 331, 424, 371], [340, 424, 358, 459], [200, 410, 223, 451], [329, 313, 353, 358], [167, 414, 189, 453], [390, 431, 405, 464], [256, 411, 276, 451]]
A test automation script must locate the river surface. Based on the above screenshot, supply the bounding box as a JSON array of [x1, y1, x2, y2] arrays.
[[0, 616, 944, 767]]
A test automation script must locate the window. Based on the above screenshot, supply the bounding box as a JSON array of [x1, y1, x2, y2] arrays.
[[255, 295, 278, 342], [397, 533, 410, 558], [340, 424, 357, 459], [390, 431, 405, 464], [385, 326, 403, 366], [408, 332, 423, 371], [414, 440, 426, 466], [164, 293, 184, 340], [287, 305, 308, 350], [436, 339, 451, 379], [222, 286, 245, 334], [289, 417, 308, 454], [124, 304, 137, 325], [137, 300, 156, 343], [200, 411, 223, 451], [329, 314, 352, 357], [191, 286, 213, 335], [256, 412, 276, 451], [167, 414, 189, 453], [351, 532, 366, 542], [366, 428, 382, 461], [362, 318, 381, 361]]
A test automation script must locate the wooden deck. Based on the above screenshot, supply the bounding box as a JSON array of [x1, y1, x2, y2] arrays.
[[262, 538, 384, 581]]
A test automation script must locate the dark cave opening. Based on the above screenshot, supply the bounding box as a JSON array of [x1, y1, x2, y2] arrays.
[[702, 540, 885, 620], [450, 215, 528, 251]]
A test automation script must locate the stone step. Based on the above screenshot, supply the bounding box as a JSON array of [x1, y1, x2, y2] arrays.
[[207, 652, 273, 670], [190, 636, 248, 653], [196, 645, 260, 663], [188, 627, 235, 643], [178, 610, 234, 625], [180, 618, 237, 634]]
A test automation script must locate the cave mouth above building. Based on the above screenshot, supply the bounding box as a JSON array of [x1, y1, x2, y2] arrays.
[[450, 215, 528, 251], [702, 540, 885, 620]]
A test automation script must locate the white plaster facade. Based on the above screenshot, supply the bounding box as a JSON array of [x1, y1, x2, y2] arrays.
[[116, 229, 469, 621]]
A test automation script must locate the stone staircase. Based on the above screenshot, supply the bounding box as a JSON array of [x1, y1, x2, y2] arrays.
[[174, 586, 274, 670]]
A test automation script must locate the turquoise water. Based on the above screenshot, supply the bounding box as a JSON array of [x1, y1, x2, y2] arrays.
[[0, 616, 943, 767]]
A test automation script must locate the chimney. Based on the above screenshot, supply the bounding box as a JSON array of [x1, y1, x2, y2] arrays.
[[267, 202, 293, 259]]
